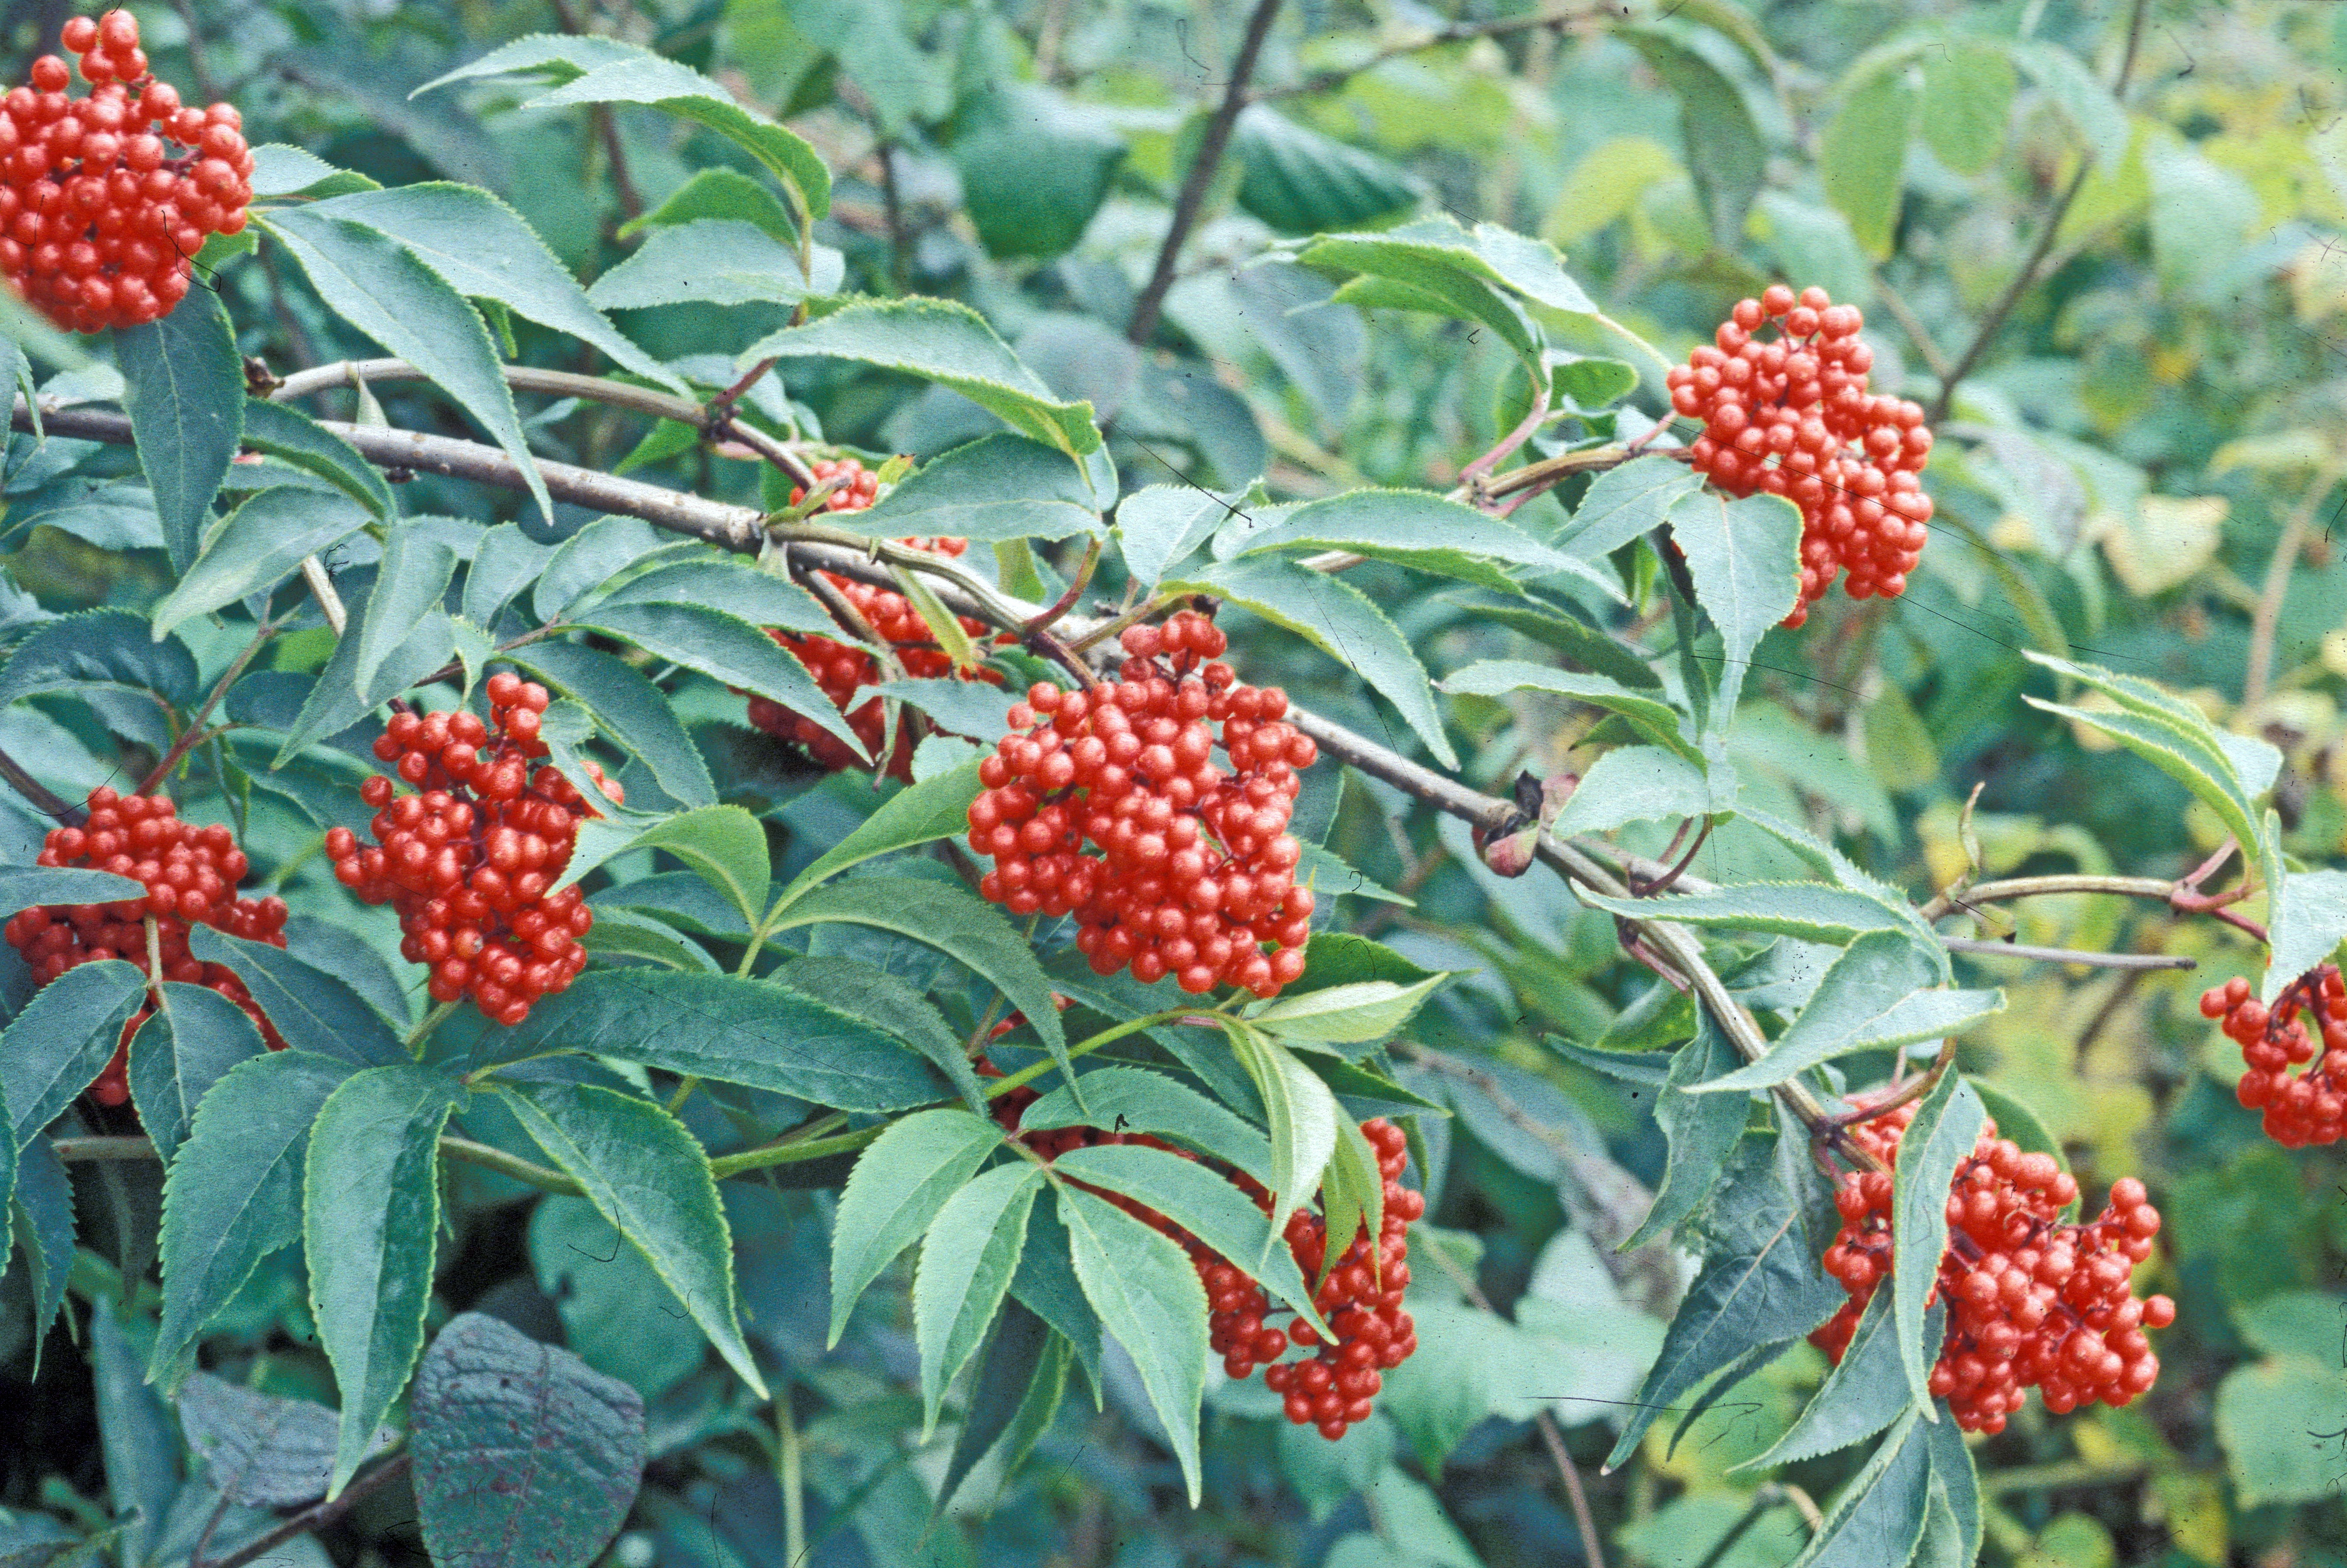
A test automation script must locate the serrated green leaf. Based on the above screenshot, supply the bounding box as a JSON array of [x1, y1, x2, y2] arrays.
[[507, 640, 717, 810], [1668, 489, 1802, 725], [939, 1299, 1064, 1510], [1233, 105, 1426, 235], [1168, 554, 1455, 767], [1740, 1285, 1937, 1473], [1251, 977, 1446, 1046], [115, 284, 244, 572], [496, 1080, 765, 1397], [772, 761, 984, 914], [1692, 932, 1986, 1094], [1020, 1066, 1272, 1180], [1784, 1409, 1933, 1568], [1009, 1198, 1102, 1403], [1226, 1023, 1341, 1256], [259, 208, 552, 523], [1623, 28, 1765, 248], [594, 558, 835, 635], [305, 1063, 464, 1493], [0, 608, 199, 714], [1228, 488, 1623, 604], [1057, 1185, 1211, 1504], [1820, 64, 1916, 258], [1625, 1012, 1748, 1249], [352, 522, 458, 699], [470, 968, 945, 1111], [9, 1132, 71, 1352], [151, 488, 374, 642], [1573, 881, 1918, 948], [914, 1162, 1042, 1437], [571, 599, 868, 761], [2267, 869, 2347, 1003], [619, 166, 794, 244], [1551, 744, 1717, 837], [588, 219, 841, 311], [743, 299, 1100, 460], [1455, 597, 1662, 690], [127, 982, 266, 1164], [829, 1108, 1001, 1345], [188, 926, 406, 1067], [239, 399, 396, 518], [845, 432, 1103, 542], [561, 804, 768, 928], [1441, 660, 1700, 768], [3, 959, 146, 1146], [1891, 1073, 1983, 1415], [154, 1050, 357, 1387]]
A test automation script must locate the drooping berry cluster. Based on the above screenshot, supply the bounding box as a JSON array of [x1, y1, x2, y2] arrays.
[[746, 457, 1006, 780], [2204, 967, 2347, 1147], [982, 1062, 1423, 1442], [326, 674, 622, 1027], [968, 611, 1318, 1000], [5, 788, 288, 1105], [1, 12, 254, 331], [1813, 1102, 2171, 1433], [1667, 284, 1935, 626]]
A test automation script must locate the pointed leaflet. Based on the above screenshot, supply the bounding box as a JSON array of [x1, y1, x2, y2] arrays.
[[1311, 1117, 1384, 1295], [1666, 489, 1801, 726], [151, 489, 375, 640], [829, 1108, 1002, 1345], [741, 298, 1100, 461], [1010, 1196, 1103, 1402], [273, 597, 457, 764], [593, 559, 834, 633], [914, 1162, 1043, 1436], [568, 600, 867, 760], [1783, 1410, 1934, 1568], [114, 282, 243, 572], [0, 608, 197, 718], [1624, 1012, 1749, 1250], [495, 1081, 766, 1397], [1921, 1403, 1982, 1565], [1692, 930, 1977, 1094], [1573, 882, 1920, 948], [189, 927, 406, 1066], [305, 1064, 464, 1494], [258, 208, 553, 522], [1891, 1073, 1984, 1416], [1549, 744, 1718, 837], [1050, 1144, 1333, 1339], [507, 640, 717, 810], [770, 758, 985, 913], [1115, 485, 1228, 588], [1621, 29, 1765, 248], [128, 983, 266, 1163], [154, 1051, 357, 1387], [846, 433, 1104, 543], [1226, 1022, 1341, 1257], [781, 955, 988, 1117], [1166, 554, 1455, 767], [1057, 1185, 1212, 1504], [0, 866, 145, 918], [939, 1299, 1065, 1510], [408, 1312, 646, 1568], [1441, 661, 1702, 769], [557, 805, 769, 929], [1557, 455, 1705, 561], [1227, 488, 1624, 603], [10, 1132, 71, 1349], [1020, 1066, 1273, 1180], [1603, 1137, 1844, 1472], [239, 399, 395, 518], [313, 185, 687, 393], [90, 1294, 178, 1567], [2, 959, 145, 1144], [2268, 870, 2347, 1003], [352, 522, 459, 700], [587, 219, 840, 310], [1737, 1287, 1941, 1471], [469, 970, 945, 1111], [1251, 977, 1447, 1048], [772, 876, 1069, 1059]]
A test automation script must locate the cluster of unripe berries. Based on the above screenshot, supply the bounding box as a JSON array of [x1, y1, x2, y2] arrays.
[[2205, 967, 2347, 1147], [1812, 1102, 2170, 1433], [6, 788, 288, 1104], [969, 611, 1318, 1000], [1668, 284, 1934, 626], [983, 1064, 1423, 1442], [748, 457, 1005, 779], [325, 674, 621, 1027], [2, 12, 254, 331]]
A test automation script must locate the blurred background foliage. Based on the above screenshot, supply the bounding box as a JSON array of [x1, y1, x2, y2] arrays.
[[5, 0, 2347, 1565]]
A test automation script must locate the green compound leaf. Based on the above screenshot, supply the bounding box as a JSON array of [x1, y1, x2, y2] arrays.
[[829, 1108, 1002, 1346], [1058, 1184, 1212, 1504], [2, 958, 146, 1145], [496, 1081, 766, 1397], [114, 283, 243, 572], [1891, 1072, 1984, 1416], [127, 982, 266, 1164], [914, 1162, 1042, 1437]]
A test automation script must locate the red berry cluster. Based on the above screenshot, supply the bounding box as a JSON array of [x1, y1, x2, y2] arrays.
[[1812, 1102, 2171, 1433], [1, 12, 254, 331], [747, 458, 1006, 780], [982, 1064, 1423, 1442], [5, 787, 288, 1105], [2205, 967, 2347, 1147], [1667, 284, 1934, 626], [968, 611, 1318, 1000], [326, 674, 622, 1027]]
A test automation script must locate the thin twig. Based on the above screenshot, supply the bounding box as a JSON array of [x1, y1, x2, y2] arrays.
[[1126, 0, 1287, 347], [548, 0, 643, 221], [1927, 0, 2151, 423], [0, 740, 82, 820], [205, 1454, 411, 1568], [138, 619, 277, 795], [1939, 936, 2195, 971], [2243, 467, 2338, 706]]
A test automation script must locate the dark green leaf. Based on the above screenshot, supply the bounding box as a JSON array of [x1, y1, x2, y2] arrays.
[[1692, 931, 1976, 1094], [848, 434, 1103, 543], [1058, 1185, 1211, 1503], [773, 759, 984, 910], [10, 1132, 72, 1350], [951, 86, 1125, 260], [306, 1064, 465, 1492], [1668, 489, 1801, 723], [239, 399, 396, 518], [115, 285, 243, 572], [829, 1108, 1001, 1345], [1230, 487, 1621, 603], [496, 1081, 766, 1396], [128, 983, 266, 1164], [1441, 660, 1700, 768], [2, 959, 146, 1146], [464, 522, 559, 627], [474, 968, 945, 1111], [151, 488, 375, 641], [939, 1298, 1064, 1509], [1820, 65, 1916, 258], [619, 166, 794, 244], [260, 208, 552, 522], [153, 1051, 356, 1387], [587, 219, 841, 311], [1738, 1286, 1938, 1471], [409, 1311, 647, 1568], [1021, 1066, 1272, 1180], [188, 926, 406, 1068], [1625, 1013, 1750, 1249], [1233, 106, 1425, 234], [594, 559, 834, 634], [89, 1296, 180, 1565], [1784, 1410, 1932, 1568], [0, 608, 198, 713], [1623, 28, 1765, 248], [504, 641, 715, 809], [781, 954, 987, 1116], [1009, 1197, 1102, 1402], [571, 600, 867, 760], [352, 522, 459, 699]]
